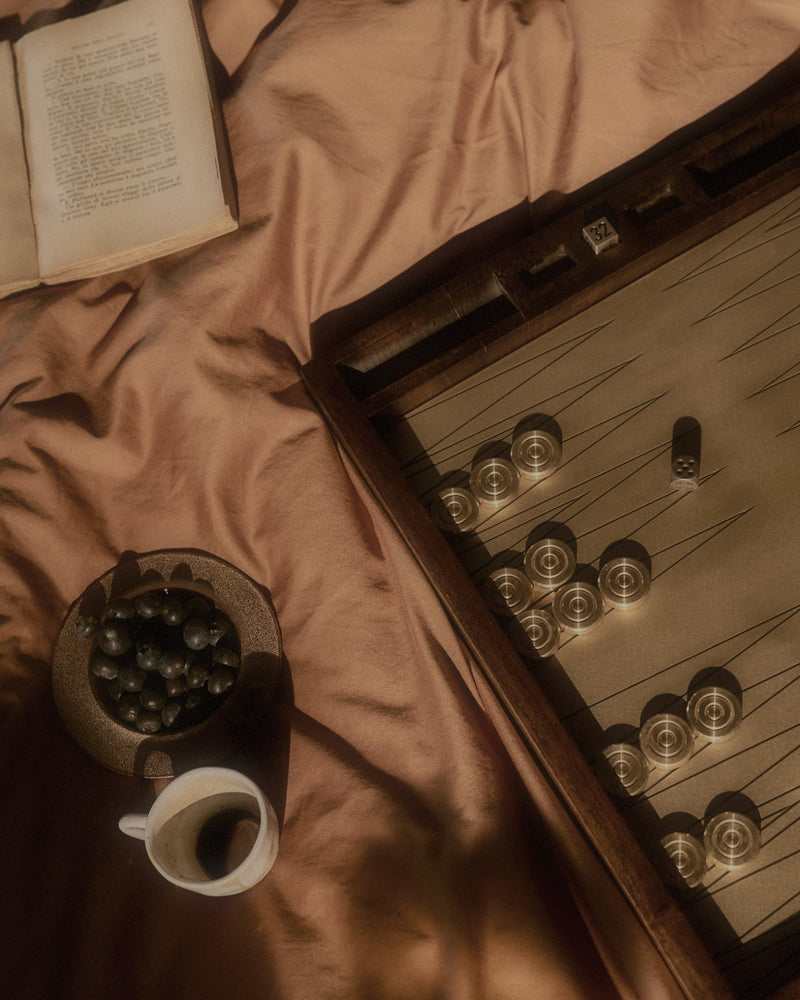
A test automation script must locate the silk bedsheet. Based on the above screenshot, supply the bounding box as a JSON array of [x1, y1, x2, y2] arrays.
[[2, 2, 800, 998]]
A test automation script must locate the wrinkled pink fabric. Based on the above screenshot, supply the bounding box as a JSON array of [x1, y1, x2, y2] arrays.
[[2, 2, 799, 998]]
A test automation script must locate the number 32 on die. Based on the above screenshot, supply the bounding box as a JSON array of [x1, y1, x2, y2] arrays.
[[582, 216, 619, 254]]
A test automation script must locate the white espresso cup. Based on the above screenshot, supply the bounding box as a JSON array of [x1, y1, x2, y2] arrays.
[[119, 766, 279, 896]]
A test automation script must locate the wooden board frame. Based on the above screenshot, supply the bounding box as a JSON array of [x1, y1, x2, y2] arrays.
[[302, 73, 800, 1000]]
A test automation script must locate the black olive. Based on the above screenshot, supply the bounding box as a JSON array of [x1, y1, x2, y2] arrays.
[[183, 618, 210, 651], [207, 667, 235, 696], [117, 694, 141, 723], [161, 701, 183, 728], [140, 683, 166, 711], [91, 651, 120, 680], [158, 649, 186, 679], [185, 595, 212, 618], [104, 597, 136, 620], [97, 620, 132, 657], [164, 675, 187, 698], [161, 595, 186, 626], [207, 615, 231, 646], [135, 590, 164, 619], [212, 646, 239, 670], [75, 615, 99, 639], [118, 664, 146, 692], [136, 710, 162, 734], [136, 642, 161, 672], [186, 661, 210, 690], [106, 678, 124, 702]]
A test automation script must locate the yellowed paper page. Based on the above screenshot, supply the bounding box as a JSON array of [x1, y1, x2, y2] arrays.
[[15, 0, 230, 278], [0, 41, 38, 292]]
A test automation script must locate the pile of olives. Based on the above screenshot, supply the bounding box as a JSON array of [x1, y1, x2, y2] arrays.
[[77, 588, 240, 734]]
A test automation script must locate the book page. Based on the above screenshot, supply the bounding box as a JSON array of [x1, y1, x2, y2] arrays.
[[15, 0, 231, 278], [0, 41, 38, 290]]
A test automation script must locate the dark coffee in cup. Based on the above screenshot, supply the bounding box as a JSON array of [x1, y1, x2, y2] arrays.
[[196, 806, 260, 878]]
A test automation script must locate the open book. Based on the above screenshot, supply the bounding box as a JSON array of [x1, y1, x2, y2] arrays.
[[0, 0, 237, 298]]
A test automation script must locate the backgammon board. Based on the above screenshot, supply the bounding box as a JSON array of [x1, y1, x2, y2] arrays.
[[303, 71, 800, 1000]]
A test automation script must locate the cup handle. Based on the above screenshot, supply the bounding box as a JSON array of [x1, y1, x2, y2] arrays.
[[118, 813, 148, 841]]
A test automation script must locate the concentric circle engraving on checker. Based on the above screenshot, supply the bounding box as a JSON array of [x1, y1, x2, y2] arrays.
[[483, 568, 533, 617], [601, 742, 649, 797], [430, 486, 481, 534], [510, 427, 561, 480], [510, 607, 560, 659], [686, 686, 742, 742], [469, 456, 519, 505], [704, 812, 760, 869], [660, 832, 707, 887], [597, 556, 650, 609], [638, 712, 694, 769], [552, 581, 604, 633], [524, 538, 576, 591]]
